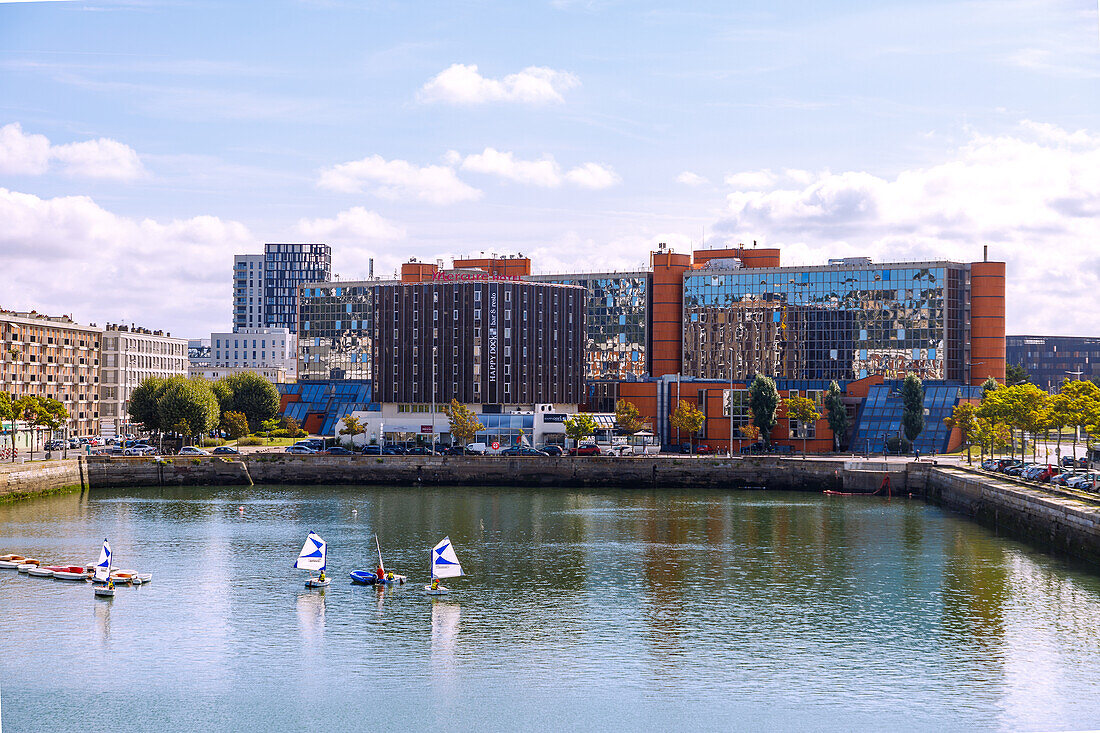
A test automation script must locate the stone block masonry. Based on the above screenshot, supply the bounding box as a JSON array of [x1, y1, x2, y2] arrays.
[[0, 459, 86, 501]]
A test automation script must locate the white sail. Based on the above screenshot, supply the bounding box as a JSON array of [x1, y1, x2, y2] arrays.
[[431, 537, 463, 579], [94, 539, 112, 581], [295, 531, 327, 572]]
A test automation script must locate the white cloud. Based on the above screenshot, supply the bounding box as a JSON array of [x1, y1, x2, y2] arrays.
[[418, 63, 579, 105], [713, 121, 1100, 336], [676, 171, 708, 186], [317, 154, 482, 205], [0, 122, 146, 180], [0, 187, 250, 336], [460, 148, 562, 187], [724, 168, 779, 190], [564, 162, 620, 189], [296, 207, 405, 241]]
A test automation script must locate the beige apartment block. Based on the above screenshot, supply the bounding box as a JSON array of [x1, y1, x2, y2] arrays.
[[0, 309, 103, 437]]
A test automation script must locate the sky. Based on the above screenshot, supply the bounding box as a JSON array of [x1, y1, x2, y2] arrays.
[[0, 0, 1098, 339]]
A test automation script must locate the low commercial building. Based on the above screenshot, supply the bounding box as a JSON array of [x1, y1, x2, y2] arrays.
[[0, 309, 102, 441], [99, 324, 188, 437], [1006, 335, 1100, 391], [190, 364, 288, 384]]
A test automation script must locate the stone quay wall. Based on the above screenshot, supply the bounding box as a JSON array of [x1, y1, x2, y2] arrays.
[[0, 459, 86, 501], [912, 463, 1100, 566]]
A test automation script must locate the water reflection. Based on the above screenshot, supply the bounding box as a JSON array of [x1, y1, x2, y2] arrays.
[[430, 600, 460, 680], [297, 589, 326, 646]]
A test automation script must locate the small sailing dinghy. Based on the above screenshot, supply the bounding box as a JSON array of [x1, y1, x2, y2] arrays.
[[296, 531, 330, 587], [0, 554, 27, 569], [17, 559, 41, 572], [93, 540, 115, 598], [350, 535, 407, 586], [424, 536, 463, 596]]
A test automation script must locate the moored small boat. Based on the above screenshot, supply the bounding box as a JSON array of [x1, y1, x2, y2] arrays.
[[17, 559, 41, 572], [0, 555, 27, 569], [92, 540, 115, 598], [94, 585, 115, 598], [52, 566, 90, 580], [29, 565, 61, 577]]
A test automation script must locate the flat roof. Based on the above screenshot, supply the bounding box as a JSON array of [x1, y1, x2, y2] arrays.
[[683, 260, 978, 277]]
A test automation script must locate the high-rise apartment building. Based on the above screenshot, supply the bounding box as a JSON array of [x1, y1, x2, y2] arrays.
[[232, 245, 330, 333], [263, 243, 330, 332], [232, 254, 265, 331], [98, 324, 189, 437], [0, 309, 102, 437]]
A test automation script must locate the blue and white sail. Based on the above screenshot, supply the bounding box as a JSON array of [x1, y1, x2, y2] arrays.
[[295, 531, 327, 572], [93, 539, 112, 582], [430, 537, 463, 579]]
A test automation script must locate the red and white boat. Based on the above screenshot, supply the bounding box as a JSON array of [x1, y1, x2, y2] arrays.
[[17, 558, 41, 572], [51, 566, 90, 581], [28, 565, 61, 577]]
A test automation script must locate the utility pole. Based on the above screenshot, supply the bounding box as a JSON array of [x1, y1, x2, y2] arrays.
[[728, 347, 734, 458]]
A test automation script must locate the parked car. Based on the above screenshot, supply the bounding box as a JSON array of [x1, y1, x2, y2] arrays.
[[1051, 471, 1080, 486], [570, 443, 601, 456], [45, 440, 66, 451], [321, 447, 355, 456], [442, 445, 474, 455], [538, 445, 564, 457], [1062, 456, 1090, 468], [694, 444, 715, 455], [212, 446, 241, 455], [1025, 465, 1060, 482], [124, 445, 157, 456], [285, 445, 315, 455], [404, 446, 432, 456], [295, 439, 326, 451], [1066, 473, 1100, 490], [1004, 462, 1034, 477], [361, 445, 384, 455], [177, 446, 209, 456], [500, 446, 549, 457]]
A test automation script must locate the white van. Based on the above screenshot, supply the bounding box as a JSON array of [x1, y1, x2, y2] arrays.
[[465, 442, 505, 455]]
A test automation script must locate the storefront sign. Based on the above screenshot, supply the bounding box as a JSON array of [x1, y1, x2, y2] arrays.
[[542, 414, 566, 423], [420, 425, 433, 434], [432, 271, 522, 283], [487, 288, 498, 385]]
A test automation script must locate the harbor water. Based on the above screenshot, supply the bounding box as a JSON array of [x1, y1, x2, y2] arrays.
[[3, 485, 1100, 732]]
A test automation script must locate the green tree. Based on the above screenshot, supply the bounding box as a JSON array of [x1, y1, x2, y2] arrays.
[[669, 399, 706, 452], [614, 399, 645, 434], [981, 376, 998, 400], [443, 399, 484, 447], [563, 413, 598, 446], [1006, 363, 1029, 386], [748, 373, 780, 448], [901, 374, 925, 449], [823, 381, 849, 452], [12, 395, 42, 461], [1058, 380, 1100, 462], [128, 375, 174, 434], [158, 378, 220, 445], [39, 399, 69, 452], [784, 394, 821, 458], [944, 402, 979, 465], [214, 372, 280, 431], [0, 392, 12, 461], [338, 415, 366, 447], [222, 411, 250, 441]]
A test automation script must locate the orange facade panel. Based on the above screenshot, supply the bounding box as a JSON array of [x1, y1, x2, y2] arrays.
[[650, 251, 690, 377], [401, 262, 438, 283], [692, 246, 780, 269], [969, 261, 1006, 385], [453, 257, 532, 277]]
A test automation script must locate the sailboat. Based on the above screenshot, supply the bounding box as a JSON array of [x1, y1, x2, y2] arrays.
[[93, 539, 115, 598], [424, 536, 463, 595], [296, 531, 330, 587], [350, 535, 407, 585]]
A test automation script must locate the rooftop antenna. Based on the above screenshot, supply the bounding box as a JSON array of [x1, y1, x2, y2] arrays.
[[369, 258, 374, 279]]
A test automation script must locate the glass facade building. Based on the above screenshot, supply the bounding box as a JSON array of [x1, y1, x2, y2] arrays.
[[528, 272, 650, 380], [850, 382, 983, 454], [263, 243, 331, 332], [298, 279, 586, 406], [683, 261, 971, 382]]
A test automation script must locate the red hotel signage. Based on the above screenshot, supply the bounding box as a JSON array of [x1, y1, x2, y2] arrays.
[[420, 425, 432, 434], [432, 271, 523, 283]]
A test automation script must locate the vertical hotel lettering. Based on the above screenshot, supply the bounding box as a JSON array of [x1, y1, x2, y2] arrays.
[[487, 285, 498, 401]]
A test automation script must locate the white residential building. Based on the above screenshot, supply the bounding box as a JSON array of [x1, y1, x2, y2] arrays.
[[188, 364, 288, 384], [99, 323, 189, 437], [209, 327, 296, 380], [233, 254, 265, 331]]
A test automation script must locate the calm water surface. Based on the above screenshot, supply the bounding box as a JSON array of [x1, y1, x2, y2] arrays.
[[3, 485, 1100, 732]]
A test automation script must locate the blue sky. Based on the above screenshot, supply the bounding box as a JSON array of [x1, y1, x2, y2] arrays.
[[1, 0, 1098, 337]]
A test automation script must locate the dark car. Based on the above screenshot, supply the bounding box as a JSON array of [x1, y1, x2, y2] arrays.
[[501, 446, 548, 457], [404, 446, 432, 456], [444, 446, 474, 455], [569, 444, 601, 456], [1060, 456, 1088, 468], [538, 445, 564, 457], [995, 459, 1022, 473], [212, 446, 241, 455], [361, 445, 384, 455], [321, 447, 355, 456]]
